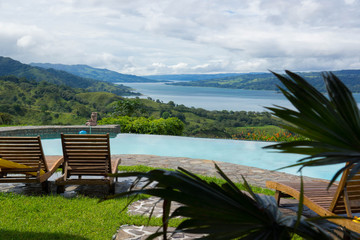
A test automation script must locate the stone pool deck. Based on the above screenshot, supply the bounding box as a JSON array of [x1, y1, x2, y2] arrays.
[[0, 154, 329, 240], [117, 154, 324, 188]]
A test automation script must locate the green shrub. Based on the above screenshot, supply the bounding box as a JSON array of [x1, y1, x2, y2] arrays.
[[99, 116, 184, 135]]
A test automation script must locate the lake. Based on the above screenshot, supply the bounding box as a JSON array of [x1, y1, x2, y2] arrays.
[[121, 82, 360, 111]]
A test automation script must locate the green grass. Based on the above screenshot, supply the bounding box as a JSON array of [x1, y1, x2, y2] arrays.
[[0, 165, 274, 240], [0, 193, 140, 240], [0, 192, 183, 240]]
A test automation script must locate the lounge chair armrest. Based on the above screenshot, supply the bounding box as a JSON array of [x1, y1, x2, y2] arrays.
[[55, 159, 68, 183], [55, 173, 67, 183], [111, 157, 121, 174], [46, 156, 64, 173]]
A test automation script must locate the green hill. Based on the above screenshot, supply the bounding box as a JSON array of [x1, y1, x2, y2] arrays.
[[0, 75, 123, 125], [169, 70, 360, 92], [30, 62, 157, 83], [0, 56, 138, 96]]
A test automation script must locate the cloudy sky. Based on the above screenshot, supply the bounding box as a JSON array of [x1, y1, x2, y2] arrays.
[[0, 0, 359, 75]]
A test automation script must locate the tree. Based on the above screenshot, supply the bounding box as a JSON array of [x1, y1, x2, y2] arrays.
[[167, 101, 175, 108], [161, 111, 171, 119], [112, 98, 146, 117], [0, 112, 13, 125]]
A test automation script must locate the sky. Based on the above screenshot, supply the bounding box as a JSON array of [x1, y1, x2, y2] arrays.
[[0, 0, 360, 76]]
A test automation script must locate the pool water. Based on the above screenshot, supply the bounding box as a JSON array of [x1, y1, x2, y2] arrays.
[[41, 133, 340, 180]]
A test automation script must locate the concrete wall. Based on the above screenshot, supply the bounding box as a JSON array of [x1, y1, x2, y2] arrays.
[[0, 125, 121, 139]]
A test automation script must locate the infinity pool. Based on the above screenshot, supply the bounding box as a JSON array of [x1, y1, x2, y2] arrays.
[[41, 133, 340, 180]]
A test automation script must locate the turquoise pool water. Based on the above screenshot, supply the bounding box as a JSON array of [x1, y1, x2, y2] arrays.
[[41, 133, 340, 180]]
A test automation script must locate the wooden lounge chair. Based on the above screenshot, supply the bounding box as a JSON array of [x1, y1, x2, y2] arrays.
[[55, 133, 121, 194], [266, 165, 360, 233], [0, 136, 63, 192]]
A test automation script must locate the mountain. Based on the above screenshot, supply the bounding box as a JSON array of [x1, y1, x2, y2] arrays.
[[30, 62, 157, 83], [144, 73, 245, 81], [169, 70, 360, 92], [0, 56, 138, 96]]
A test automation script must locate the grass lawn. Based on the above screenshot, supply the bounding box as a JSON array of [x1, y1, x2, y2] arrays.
[[0, 165, 274, 240], [0, 193, 156, 240]]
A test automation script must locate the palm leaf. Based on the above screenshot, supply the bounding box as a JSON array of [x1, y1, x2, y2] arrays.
[[109, 166, 336, 239], [264, 71, 360, 184]]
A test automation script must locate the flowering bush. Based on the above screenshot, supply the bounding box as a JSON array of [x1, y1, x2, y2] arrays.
[[231, 128, 306, 142]]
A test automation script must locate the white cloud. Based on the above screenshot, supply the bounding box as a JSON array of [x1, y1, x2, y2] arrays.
[[0, 0, 359, 74], [17, 35, 35, 48], [170, 62, 188, 70]]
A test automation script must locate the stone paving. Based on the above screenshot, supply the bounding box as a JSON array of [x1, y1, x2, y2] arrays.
[[116, 154, 325, 188], [0, 154, 328, 240]]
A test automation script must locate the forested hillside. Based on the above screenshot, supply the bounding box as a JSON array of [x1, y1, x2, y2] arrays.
[[0, 57, 138, 96], [0, 76, 122, 125], [169, 70, 360, 92], [30, 63, 157, 83]]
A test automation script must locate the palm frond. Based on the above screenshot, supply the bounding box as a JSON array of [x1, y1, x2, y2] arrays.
[[265, 71, 360, 182], [109, 166, 336, 239]]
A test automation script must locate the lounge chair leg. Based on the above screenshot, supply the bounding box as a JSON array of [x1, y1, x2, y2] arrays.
[[275, 190, 281, 205], [109, 183, 115, 194], [41, 181, 49, 193], [56, 185, 65, 194]]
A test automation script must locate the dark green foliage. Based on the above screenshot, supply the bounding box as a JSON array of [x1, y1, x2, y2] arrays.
[[161, 111, 171, 119], [110, 165, 337, 239], [99, 116, 184, 136], [187, 123, 232, 138], [0, 76, 122, 125], [0, 56, 138, 96], [112, 98, 148, 117], [0, 112, 13, 124], [265, 71, 360, 186]]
